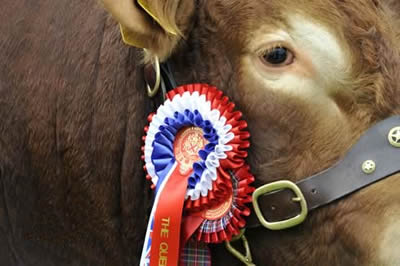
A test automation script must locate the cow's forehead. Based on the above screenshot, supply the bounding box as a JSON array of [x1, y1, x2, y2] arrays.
[[208, 0, 340, 23], [206, 0, 348, 47]]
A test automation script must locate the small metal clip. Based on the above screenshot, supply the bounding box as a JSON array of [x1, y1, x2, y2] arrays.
[[225, 229, 256, 266]]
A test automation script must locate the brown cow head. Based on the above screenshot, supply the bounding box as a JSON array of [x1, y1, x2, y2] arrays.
[[103, 0, 400, 265]]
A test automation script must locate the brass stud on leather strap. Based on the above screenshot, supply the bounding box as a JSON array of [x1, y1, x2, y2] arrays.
[[388, 126, 400, 148], [362, 160, 376, 174]]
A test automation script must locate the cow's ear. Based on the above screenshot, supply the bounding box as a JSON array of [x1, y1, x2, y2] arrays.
[[103, 0, 194, 59]]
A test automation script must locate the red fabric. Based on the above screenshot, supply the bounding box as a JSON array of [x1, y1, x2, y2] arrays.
[[150, 167, 188, 266]]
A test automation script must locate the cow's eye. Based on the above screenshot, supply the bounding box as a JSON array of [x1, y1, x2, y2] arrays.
[[262, 46, 294, 67]]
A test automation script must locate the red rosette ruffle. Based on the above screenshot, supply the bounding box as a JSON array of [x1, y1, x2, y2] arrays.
[[194, 165, 255, 244], [166, 84, 251, 212]]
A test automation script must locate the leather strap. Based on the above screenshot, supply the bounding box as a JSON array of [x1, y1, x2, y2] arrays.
[[160, 61, 178, 91], [247, 116, 400, 228]]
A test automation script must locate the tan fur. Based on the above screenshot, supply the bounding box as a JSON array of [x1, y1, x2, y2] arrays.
[[141, 0, 400, 265], [138, 0, 196, 62]]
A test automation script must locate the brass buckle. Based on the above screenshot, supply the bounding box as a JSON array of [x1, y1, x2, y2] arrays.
[[252, 180, 308, 230]]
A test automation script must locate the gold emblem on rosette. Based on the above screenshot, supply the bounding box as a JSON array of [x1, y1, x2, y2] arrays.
[[201, 193, 233, 220], [174, 127, 208, 175]]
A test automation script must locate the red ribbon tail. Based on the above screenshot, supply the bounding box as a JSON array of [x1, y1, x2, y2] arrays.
[[181, 215, 204, 245]]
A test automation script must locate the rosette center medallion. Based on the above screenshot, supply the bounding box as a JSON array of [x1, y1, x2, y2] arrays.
[[174, 127, 208, 175]]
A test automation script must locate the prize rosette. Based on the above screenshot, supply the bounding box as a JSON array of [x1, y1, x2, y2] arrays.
[[139, 84, 254, 266]]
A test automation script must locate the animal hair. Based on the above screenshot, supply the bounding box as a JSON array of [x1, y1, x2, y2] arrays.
[[142, 0, 199, 63], [142, 0, 181, 37]]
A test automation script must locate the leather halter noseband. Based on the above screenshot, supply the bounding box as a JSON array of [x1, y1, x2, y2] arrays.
[[144, 60, 400, 264], [246, 115, 400, 229]]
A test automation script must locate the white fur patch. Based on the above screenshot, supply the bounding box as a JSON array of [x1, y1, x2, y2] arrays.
[[246, 14, 350, 100], [287, 15, 348, 76], [379, 216, 400, 265]]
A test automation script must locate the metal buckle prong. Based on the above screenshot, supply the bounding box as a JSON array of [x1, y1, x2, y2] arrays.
[[292, 197, 302, 202], [252, 180, 308, 230]]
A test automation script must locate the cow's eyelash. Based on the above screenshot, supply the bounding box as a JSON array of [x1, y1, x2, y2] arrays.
[[258, 43, 285, 56]]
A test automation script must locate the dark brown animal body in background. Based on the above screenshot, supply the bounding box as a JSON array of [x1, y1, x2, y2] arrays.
[[1, 0, 400, 265], [0, 1, 152, 265]]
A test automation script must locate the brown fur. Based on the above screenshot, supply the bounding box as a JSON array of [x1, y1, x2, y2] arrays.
[[155, 1, 400, 264], [0, 1, 153, 264], [1, 0, 400, 265]]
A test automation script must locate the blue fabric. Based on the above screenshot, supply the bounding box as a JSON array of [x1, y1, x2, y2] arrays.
[[150, 109, 220, 191]]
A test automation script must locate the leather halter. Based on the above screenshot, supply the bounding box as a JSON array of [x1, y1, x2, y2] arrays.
[[246, 115, 400, 229]]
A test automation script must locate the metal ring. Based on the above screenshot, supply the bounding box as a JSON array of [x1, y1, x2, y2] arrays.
[[146, 56, 161, 98]]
